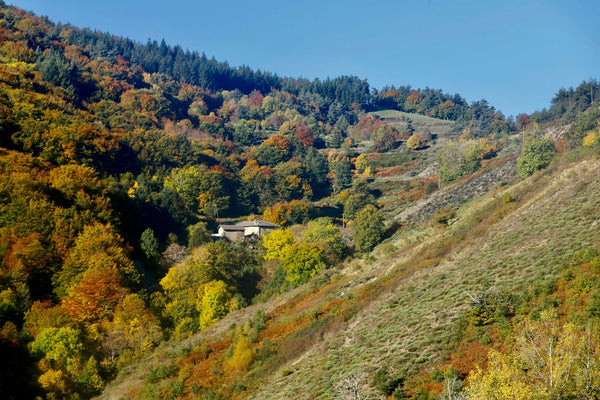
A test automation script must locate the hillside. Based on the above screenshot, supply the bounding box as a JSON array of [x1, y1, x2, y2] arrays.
[[1, 3, 600, 400], [99, 134, 600, 399]]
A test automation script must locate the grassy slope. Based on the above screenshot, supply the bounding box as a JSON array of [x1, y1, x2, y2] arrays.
[[251, 156, 600, 398], [99, 147, 600, 400], [368, 109, 456, 139]]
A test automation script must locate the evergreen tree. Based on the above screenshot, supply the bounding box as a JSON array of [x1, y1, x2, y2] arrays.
[[333, 156, 352, 192]]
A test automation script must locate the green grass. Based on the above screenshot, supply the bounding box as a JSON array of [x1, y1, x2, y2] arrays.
[[369, 109, 453, 125], [368, 109, 455, 138]]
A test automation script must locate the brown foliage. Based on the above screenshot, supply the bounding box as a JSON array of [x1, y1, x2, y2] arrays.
[[62, 267, 128, 326]]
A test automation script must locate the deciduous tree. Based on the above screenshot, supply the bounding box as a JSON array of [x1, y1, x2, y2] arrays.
[[517, 136, 556, 177], [352, 205, 383, 252]]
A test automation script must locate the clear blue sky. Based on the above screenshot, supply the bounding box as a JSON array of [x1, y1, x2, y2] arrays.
[[8, 0, 600, 117]]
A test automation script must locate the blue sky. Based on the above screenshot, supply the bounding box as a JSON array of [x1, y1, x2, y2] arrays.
[[8, 0, 600, 117]]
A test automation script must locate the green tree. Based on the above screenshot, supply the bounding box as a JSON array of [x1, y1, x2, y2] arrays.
[[140, 228, 159, 261], [517, 136, 556, 177], [187, 221, 210, 249], [30, 326, 84, 374], [282, 243, 326, 285], [333, 155, 353, 192], [304, 217, 346, 261], [304, 147, 328, 185], [78, 356, 104, 397], [353, 204, 383, 252], [233, 119, 257, 146]]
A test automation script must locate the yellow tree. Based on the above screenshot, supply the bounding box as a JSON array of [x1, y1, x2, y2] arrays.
[[262, 228, 295, 261], [198, 280, 233, 329], [226, 335, 254, 374], [111, 293, 162, 355], [406, 133, 425, 150], [282, 242, 325, 286], [465, 349, 534, 400], [464, 310, 600, 399], [518, 311, 581, 399]]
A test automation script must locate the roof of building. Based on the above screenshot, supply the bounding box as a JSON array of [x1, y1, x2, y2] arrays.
[[236, 220, 280, 228], [218, 220, 280, 231], [218, 225, 245, 231]]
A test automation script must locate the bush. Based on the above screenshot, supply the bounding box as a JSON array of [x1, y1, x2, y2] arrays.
[[353, 204, 383, 252], [406, 134, 425, 150], [371, 367, 404, 397], [437, 139, 489, 184], [431, 206, 456, 225], [517, 136, 556, 177]]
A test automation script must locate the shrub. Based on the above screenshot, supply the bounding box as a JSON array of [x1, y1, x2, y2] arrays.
[[406, 134, 425, 150], [431, 206, 456, 225], [517, 136, 556, 177], [353, 204, 383, 252], [371, 366, 404, 397]]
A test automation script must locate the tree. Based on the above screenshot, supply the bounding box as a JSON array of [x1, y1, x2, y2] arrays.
[[334, 155, 353, 192], [437, 139, 489, 185], [304, 217, 346, 261], [226, 334, 254, 374], [406, 133, 426, 150], [30, 326, 84, 374], [353, 205, 383, 252], [354, 154, 369, 175], [62, 267, 128, 326], [187, 241, 252, 288], [517, 136, 556, 177], [517, 310, 580, 399], [233, 119, 256, 145], [55, 223, 138, 298], [198, 280, 233, 329], [282, 242, 326, 285], [161, 242, 188, 268], [464, 349, 534, 400], [262, 229, 296, 261], [304, 147, 328, 186], [372, 124, 398, 152], [78, 356, 104, 397], [140, 228, 159, 261], [163, 165, 232, 215], [464, 310, 600, 399], [111, 293, 162, 355], [335, 372, 377, 400]]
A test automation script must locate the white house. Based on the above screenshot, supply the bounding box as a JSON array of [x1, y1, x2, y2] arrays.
[[212, 220, 280, 241]]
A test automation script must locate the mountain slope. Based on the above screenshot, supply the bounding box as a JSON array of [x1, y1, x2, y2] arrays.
[[98, 134, 600, 399]]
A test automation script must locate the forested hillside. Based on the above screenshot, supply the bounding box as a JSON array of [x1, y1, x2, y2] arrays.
[[0, 2, 599, 399]]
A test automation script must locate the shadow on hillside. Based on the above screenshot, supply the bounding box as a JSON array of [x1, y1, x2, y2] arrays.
[[382, 221, 401, 241]]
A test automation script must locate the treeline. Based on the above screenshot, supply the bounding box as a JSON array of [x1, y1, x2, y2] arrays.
[[2, 1, 514, 137], [529, 79, 599, 125], [371, 86, 514, 137]]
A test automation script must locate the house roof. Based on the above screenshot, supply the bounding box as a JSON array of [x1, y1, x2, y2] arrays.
[[218, 220, 279, 232], [218, 225, 245, 231], [236, 220, 280, 228]]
